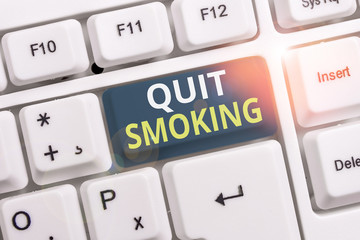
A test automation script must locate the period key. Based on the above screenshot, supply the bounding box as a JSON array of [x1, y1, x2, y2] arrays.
[[102, 57, 277, 167]]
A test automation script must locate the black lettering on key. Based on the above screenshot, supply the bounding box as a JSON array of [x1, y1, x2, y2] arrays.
[[117, 20, 142, 36], [44, 145, 59, 161], [100, 190, 116, 210], [30, 40, 57, 57], [12, 211, 31, 230], [215, 185, 244, 206], [37, 113, 50, 127], [134, 216, 144, 230], [75, 146, 83, 155], [218, 5, 228, 17], [201, 5, 228, 21]]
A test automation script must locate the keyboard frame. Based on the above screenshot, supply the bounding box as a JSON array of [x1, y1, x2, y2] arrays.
[[1, 0, 360, 239]]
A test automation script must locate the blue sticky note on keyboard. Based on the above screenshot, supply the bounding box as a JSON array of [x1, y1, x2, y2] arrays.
[[103, 57, 277, 167]]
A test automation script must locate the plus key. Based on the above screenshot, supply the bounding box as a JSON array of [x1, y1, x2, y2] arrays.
[[44, 145, 58, 161], [19, 94, 112, 185]]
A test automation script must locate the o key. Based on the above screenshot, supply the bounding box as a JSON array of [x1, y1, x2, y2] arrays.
[[0, 185, 87, 240]]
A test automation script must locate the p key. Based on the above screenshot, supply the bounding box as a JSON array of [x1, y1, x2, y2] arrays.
[[81, 168, 171, 240]]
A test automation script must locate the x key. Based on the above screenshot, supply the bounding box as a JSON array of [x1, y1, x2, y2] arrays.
[[134, 216, 144, 230]]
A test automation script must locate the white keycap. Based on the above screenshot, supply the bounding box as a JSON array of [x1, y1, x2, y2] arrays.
[[19, 93, 112, 185], [81, 168, 171, 240], [0, 185, 87, 240], [162, 140, 300, 240], [0, 0, 149, 32], [0, 111, 28, 194], [273, 0, 357, 28], [2, 20, 89, 86], [88, 2, 173, 68], [171, 0, 257, 52], [285, 37, 360, 127], [0, 56, 7, 91], [304, 121, 360, 210]]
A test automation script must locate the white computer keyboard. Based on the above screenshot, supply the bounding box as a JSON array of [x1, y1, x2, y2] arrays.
[[0, 0, 360, 239]]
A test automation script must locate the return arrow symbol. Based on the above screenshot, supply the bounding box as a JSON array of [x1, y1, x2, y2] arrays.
[[215, 185, 244, 206]]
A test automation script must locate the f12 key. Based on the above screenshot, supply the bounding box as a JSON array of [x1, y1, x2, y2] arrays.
[[171, 0, 257, 51]]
